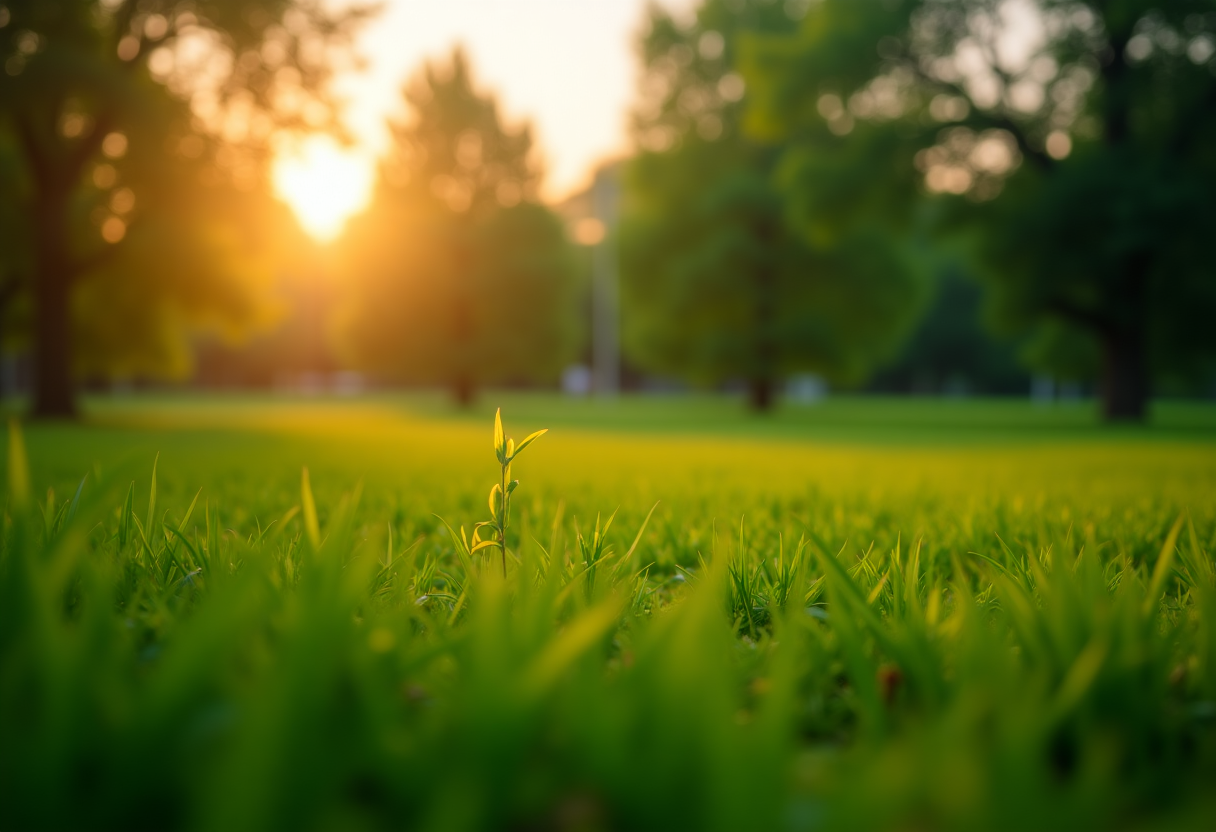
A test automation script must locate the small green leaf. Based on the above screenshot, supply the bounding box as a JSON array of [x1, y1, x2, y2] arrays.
[[511, 428, 548, 459], [472, 539, 501, 552], [507, 479, 519, 494], [493, 408, 505, 461], [489, 483, 502, 519]]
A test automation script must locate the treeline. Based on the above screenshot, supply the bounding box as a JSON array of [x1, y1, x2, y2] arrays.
[[2, 0, 1215, 419], [621, 0, 1216, 418]]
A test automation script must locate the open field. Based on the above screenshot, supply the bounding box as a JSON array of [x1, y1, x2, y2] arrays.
[[3, 394, 1216, 830]]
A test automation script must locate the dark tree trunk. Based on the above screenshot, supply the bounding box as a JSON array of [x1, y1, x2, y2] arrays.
[[452, 375, 475, 408], [0, 276, 20, 401], [1100, 329, 1147, 421], [17, 105, 97, 420], [748, 217, 777, 413], [1092, 31, 1146, 423], [748, 377, 774, 411], [32, 189, 76, 419]]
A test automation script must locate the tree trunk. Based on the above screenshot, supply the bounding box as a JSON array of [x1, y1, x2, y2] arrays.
[[452, 374, 475, 408], [0, 277, 18, 402], [1100, 329, 1147, 421], [748, 218, 777, 413], [32, 190, 76, 419], [748, 377, 774, 411]]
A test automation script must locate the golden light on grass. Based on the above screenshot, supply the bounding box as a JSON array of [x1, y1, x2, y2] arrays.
[[272, 136, 373, 243]]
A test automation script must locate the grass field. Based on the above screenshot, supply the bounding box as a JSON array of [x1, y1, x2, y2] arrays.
[[2, 393, 1215, 830]]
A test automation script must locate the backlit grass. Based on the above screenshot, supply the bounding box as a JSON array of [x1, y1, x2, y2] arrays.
[[2, 394, 1214, 830]]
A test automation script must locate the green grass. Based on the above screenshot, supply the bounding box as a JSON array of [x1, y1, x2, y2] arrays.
[[2, 393, 1215, 831]]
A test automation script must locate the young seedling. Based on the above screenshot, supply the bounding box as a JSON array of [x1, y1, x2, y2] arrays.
[[471, 408, 547, 577]]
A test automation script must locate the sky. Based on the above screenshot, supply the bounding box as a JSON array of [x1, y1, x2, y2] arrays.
[[275, 0, 694, 239]]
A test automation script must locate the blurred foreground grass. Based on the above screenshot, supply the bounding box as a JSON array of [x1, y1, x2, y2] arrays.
[[2, 394, 1215, 830]]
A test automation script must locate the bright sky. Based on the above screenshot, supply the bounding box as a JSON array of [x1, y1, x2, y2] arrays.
[[276, 0, 694, 241]]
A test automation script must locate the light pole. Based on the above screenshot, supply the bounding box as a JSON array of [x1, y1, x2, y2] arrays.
[[591, 164, 620, 398]]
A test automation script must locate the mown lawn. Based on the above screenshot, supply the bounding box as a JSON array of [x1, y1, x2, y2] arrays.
[[2, 393, 1215, 831]]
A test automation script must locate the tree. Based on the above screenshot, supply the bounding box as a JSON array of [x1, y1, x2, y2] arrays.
[[0, 131, 30, 359], [745, 0, 1216, 419], [339, 49, 578, 404], [622, 0, 923, 410], [868, 264, 1029, 394], [0, 0, 368, 416]]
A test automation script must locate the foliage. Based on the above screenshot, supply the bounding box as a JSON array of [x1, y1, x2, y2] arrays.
[[743, 0, 1216, 419], [339, 49, 578, 404], [0, 0, 368, 414], [1, 397, 1215, 829], [622, 0, 923, 409], [440, 408, 547, 578], [869, 266, 1028, 394]]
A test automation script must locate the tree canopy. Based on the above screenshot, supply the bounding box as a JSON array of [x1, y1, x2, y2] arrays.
[[622, 0, 924, 409], [339, 49, 578, 404], [744, 0, 1216, 418], [0, 0, 367, 415]]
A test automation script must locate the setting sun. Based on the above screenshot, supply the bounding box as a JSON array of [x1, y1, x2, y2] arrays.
[[273, 137, 374, 242]]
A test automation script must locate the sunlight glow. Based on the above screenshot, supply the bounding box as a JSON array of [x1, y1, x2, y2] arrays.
[[273, 137, 373, 242]]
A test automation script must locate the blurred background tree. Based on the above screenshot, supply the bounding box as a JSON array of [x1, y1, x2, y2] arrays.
[[0, 130, 29, 357], [339, 48, 578, 405], [868, 262, 1029, 394], [622, 0, 924, 410], [0, 0, 368, 416], [745, 0, 1216, 419]]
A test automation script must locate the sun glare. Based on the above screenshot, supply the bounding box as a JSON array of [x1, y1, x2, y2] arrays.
[[273, 137, 373, 243]]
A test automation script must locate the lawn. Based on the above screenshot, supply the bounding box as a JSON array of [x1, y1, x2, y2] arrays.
[[2, 393, 1215, 831]]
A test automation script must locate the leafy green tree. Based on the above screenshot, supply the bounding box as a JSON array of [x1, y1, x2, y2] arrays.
[[746, 0, 1216, 419], [623, 0, 923, 410], [869, 265, 1029, 394], [0, 0, 367, 415], [340, 49, 578, 404]]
